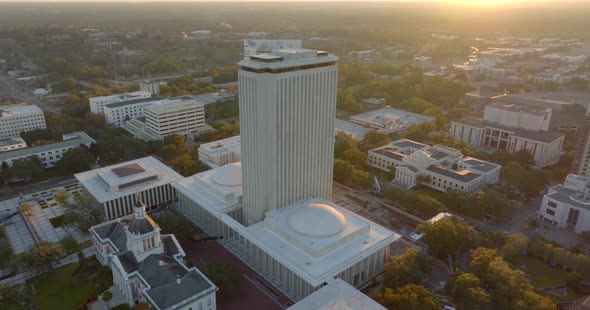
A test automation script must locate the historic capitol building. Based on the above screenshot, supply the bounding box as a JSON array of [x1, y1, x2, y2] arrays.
[[173, 42, 399, 301]]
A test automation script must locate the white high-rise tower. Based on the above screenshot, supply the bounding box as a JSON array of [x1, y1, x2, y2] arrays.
[[239, 48, 338, 225]]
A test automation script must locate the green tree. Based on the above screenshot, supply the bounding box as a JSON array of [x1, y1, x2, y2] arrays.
[[448, 273, 491, 310], [15, 241, 64, 274], [334, 132, 359, 159], [0, 282, 33, 310], [383, 248, 431, 289], [53, 190, 71, 205], [361, 130, 390, 151], [502, 233, 529, 259], [102, 291, 113, 308], [375, 284, 439, 310], [62, 194, 103, 231], [60, 235, 79, 255], [417, 216, 475, 268]]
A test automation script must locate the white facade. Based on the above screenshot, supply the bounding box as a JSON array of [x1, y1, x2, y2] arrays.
[[368, 139, 501, 193], [0, 132, 94, 168], [483, 102, 552, 132], [539, 174, 590, 233], [0, 103, 46, 139], [139, 80, 160, 95], [143, 98, 208, 140], [103, 97, 155, 126], [171, 42, 398, 304], [198, 135, 241, 168], [0, 137, 26, 152], [451, 100, 565, 168], [288, 278, 386, 310], [173, 164, 397, 302], [239, 48, 338, 225], [90, 201, 217, 310], [75, 156, 183, 220], [89, 91, 151, 115]]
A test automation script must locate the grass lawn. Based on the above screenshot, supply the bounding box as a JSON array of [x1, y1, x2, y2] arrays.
[[30, 263, 95, 310], [49, 215, 64, 228], [511, 256, 574, 288]]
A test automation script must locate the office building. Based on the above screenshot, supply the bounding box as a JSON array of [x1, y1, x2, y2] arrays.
[[0, 137, 26, 152], [573, 122, 590, 176], [335, 119, 370, 140], [140, 80, 160, 95], [239, 47, 338, 225], [89, 91, 151, 115], [539, 174, 590, 234], [368, 139, 500, 192], [76, 156, 183, 220], [350, 107, 435, 133], [103, 97, 155, 126], [198, 135, 241, 168], [0, 103, 46, 139], [0, 132, 94, 168], [143, 98, 208, 141], [90, 199, 217, 309], [173, 43, 398, 302], [451, 101, 565, 168]]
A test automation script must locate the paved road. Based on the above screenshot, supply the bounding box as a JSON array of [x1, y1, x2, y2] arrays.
[[0, 74, 59, 113]]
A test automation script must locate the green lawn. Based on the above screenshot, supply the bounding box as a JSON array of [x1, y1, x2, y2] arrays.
[[511, 256, 574, 288], [30, 263, 96, 310], [49, 215, 64, 228]]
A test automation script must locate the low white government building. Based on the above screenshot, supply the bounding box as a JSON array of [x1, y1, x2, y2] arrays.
[[287, 278, 386, 310], [198, 135, 241, 168], [451, 101, 565, 167], [173, 162, 398, 302], [89, 90, 151, 115], [539, 174, 590, 233], [350, 107, 435, 133], [0, 103, 46, 139], [0, 137, 26, 152], [368, 139, 501, 192], [0, 132, 95, 168], [90, 199, 217, 310], [76, 156, 183, 220]]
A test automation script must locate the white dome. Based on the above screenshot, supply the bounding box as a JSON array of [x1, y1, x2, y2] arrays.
[[287, 203, 347, 237], [210, 163, 242, 187], [405, 150, 433, 167]]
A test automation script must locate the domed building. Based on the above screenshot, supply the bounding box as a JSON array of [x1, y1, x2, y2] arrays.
[[89, 197, 217, 310]]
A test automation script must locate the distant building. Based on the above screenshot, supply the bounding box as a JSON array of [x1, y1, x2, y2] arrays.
[[362, 98, 387, 106], [189, 30, 212, 40], [143, 98, 209, 140], [539, 174, 590, 233], [103, 97, 156, 127], [139, 80, 160, 95], [0, 103, 46, 139], [350, 107, 435, 133], [89, 91, 151, 115], [287, 278, 386, 310], [113, 49, 145, 66], [451, 101, 565, 168], [334, 119, 370, 140], [76, 156, 183, 220], [198, 136, 241, 168], [89, 199, 217, 309], [574, 122, 590, 177], [0, 132, 94, 168], [0, 137, 26, 152], [368, 139, 501, 192], [349, 49, 377, 60]]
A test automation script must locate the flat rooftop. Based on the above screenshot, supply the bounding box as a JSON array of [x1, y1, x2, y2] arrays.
[[199, 135, 241, 155], [145, 98, 203, 115], [350, 107, 435, 132], [0, 132, 94, 162], [334, 119, 370, 140], [245, 199, 398, 287], [0, 103, 43, 117], [287, 278, 386, 310], [239, 48, 337, 70], [75, 156, 183, 203], [0, 137, 25, 148], [486, 101, 551, 116]]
